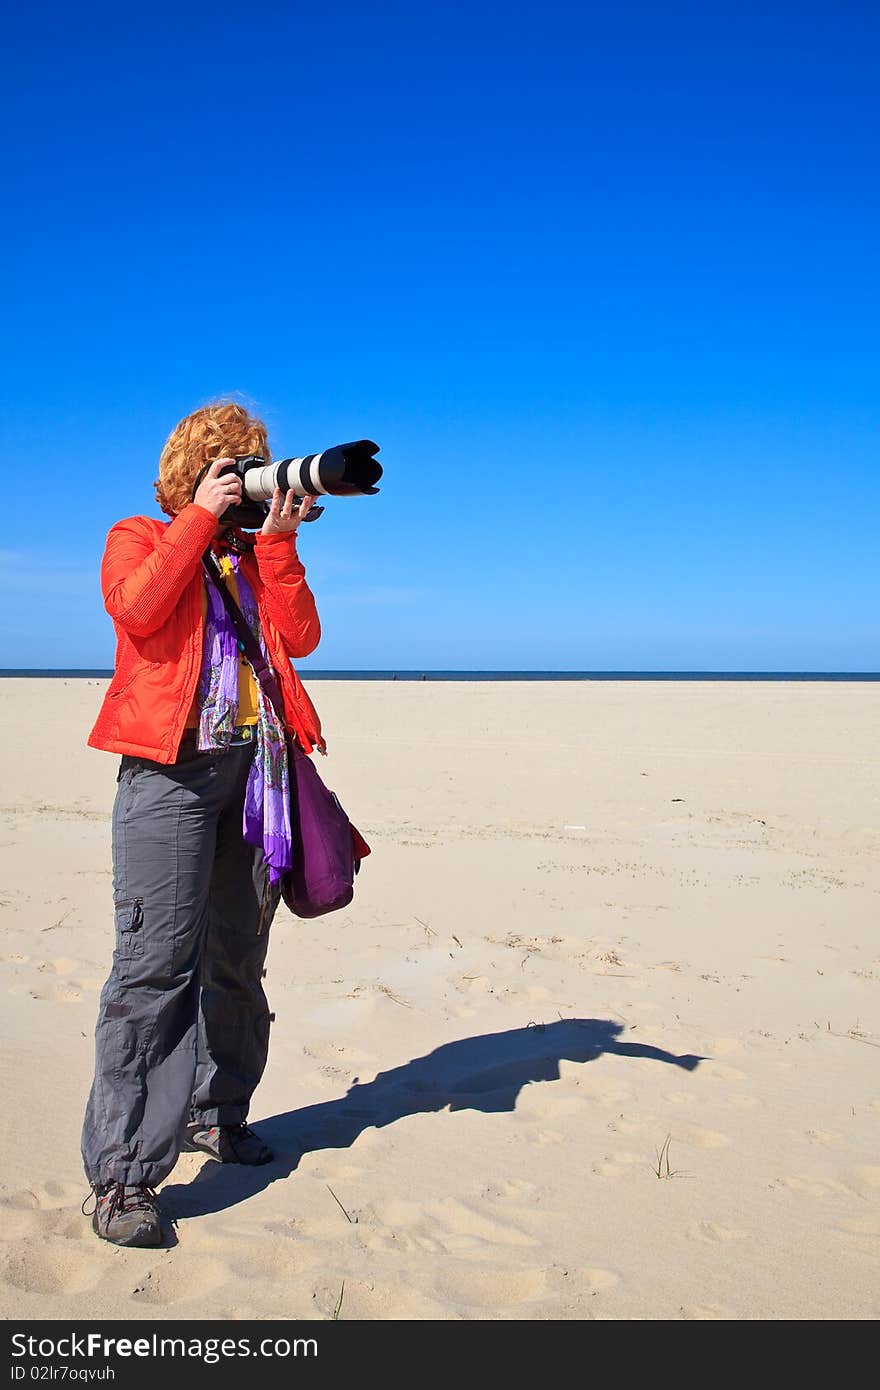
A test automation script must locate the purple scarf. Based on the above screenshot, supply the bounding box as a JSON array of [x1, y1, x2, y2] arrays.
[[195, 556, 293, 884]]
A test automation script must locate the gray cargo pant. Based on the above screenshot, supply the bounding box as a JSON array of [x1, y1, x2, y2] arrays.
[[81, 734, 280, 1189]]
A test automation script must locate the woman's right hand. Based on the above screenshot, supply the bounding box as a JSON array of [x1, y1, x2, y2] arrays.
[[193, 458, 242, 518]]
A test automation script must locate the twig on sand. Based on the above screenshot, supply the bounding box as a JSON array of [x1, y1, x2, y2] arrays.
[[829, 1023, 880, 1049], [376, 983, 413, 1008], [43, 907, 73, 933], [652, 1135, 685, 1180], [332, 1280, 345, 1320], [326, 1184, 357, 1224]]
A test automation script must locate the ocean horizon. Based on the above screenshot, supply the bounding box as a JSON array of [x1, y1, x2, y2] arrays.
[[1, 669, 878, 682]]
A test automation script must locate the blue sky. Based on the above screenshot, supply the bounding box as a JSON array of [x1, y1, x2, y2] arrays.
[[1, 1, 877, 670]]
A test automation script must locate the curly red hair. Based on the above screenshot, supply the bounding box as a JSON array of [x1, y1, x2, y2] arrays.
[[155, 401, 271, 516]]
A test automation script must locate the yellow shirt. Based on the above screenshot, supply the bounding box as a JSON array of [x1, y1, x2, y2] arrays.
[[185, 556, 259, 729]]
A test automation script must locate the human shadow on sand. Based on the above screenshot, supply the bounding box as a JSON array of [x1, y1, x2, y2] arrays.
[[161, 1018, 704, 1221]]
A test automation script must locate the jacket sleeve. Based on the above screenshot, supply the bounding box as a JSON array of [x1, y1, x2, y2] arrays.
[[101, 505, 219, 637], [254, 530, 322, 658]]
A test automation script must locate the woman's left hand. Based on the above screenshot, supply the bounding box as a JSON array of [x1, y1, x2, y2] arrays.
[[261, 488, 317, 536]]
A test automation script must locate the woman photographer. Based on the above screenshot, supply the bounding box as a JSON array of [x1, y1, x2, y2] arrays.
[[81, 401, 323, 1247]]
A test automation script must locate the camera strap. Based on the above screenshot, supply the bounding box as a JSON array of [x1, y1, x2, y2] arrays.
[[201, 551, 288, 728]]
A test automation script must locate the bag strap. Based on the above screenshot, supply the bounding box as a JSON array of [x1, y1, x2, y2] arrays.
[[202, 551, 288, 730]]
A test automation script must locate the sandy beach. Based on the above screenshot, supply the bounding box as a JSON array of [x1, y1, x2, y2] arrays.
[[0, 676, 878, 1321]]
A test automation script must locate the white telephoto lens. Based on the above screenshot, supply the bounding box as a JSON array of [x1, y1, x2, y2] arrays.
[[242, 463, 282, 501], [276, 456, 330, 497], [308, 452, 327, 494]]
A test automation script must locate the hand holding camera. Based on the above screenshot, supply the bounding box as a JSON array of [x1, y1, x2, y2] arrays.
[[260, 487, 318, 536], [194, 457, 243, 519]]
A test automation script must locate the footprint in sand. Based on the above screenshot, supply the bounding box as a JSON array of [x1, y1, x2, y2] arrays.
[[530, 1129, 565, 1146], [215, 1306, 280, 1321], [434, 1265, 548, 1308], [661, 1090, 695, 1107], [0, 1203, 97, 1247], [261, 1219, 299, 1242], [36, 958, 81, 975], [688, 1220, 747, 1243], [546, 1265, 619, 1297], [445, 1004, 478, 1021], [836, 1213, 880, 1254], [519, 985, 554, 1003], [50, 1214, 94, 1242], [805, 1129, 847, 1148], [307, 1067, 355, 1093], [702, 1062, 747, 1082], [429, 1197, 538, 1248], [365, 1227, 436, 1255], [672, 1124, 730, 1150], [0, 1210, 46, 1242], [302, 1041, 375, 1068], [222, 1243, 305, 1283], [681, 1302, 738, 1319], [28, 984, 82, 1004], [577, 1079, 632, 1108], [2, 1244, 105, 1296], [592, 1162, 624, 1179], [131, 1256, 231, 1306], [482, 1178, 538, 1202], [314, 1158, 364, 1182], [369, 1196, 538, 1253], [525, 1095, 586, 1121], [332, 1281, 459, 1321], [365, 1197, 424, 1229], [842, 1165, 880, 1198], [43, 1182, 88, 1205], [279, 1209, 362, 1244], [2, 1182, 84, 1210], [452, 973, 492, 995], [592, 1152, 644, 1180], [606, 1116, 648, 1137], [781, 1175, 846, 1198], [318, 1064, 352, 1084]]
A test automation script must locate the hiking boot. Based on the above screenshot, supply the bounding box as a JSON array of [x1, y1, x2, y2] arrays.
[[90, 1183, 162, 1247], [184, 1121, 273, 1165]]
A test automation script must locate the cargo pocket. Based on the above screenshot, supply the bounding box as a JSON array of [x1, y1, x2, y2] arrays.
[[114, 896, 144, 957]]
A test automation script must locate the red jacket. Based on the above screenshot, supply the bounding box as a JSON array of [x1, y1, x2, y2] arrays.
[[88, 503, 325, 763]]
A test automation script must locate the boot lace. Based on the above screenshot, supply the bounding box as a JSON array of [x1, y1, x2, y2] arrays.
[[227, 1122, 255, 1144], [83, 1182, 157, 1218]]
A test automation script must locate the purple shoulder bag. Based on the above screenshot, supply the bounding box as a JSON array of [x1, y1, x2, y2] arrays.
[[203, 554, 370, 918]]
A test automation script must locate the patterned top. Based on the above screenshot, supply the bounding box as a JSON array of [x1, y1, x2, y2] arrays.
[[193, 554, 293, 884]]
